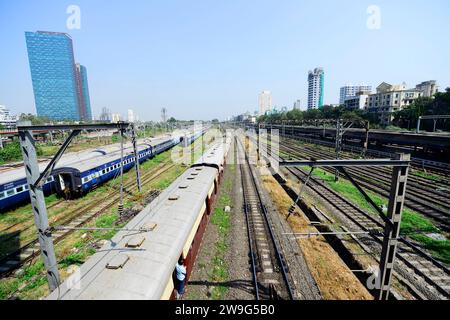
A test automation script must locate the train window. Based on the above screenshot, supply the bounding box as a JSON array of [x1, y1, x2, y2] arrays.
[[16, 186, 24, 193], [25, 185, 29, 190], [102, 170, 106, 174], [7, 189, 15, 197], [0, 192, 5, 199]]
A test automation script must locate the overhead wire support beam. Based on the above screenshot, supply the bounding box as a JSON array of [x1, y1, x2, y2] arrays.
[[279, 159, 410, 167], [378, 153, 411, 300], [34, 130, 81, 188], [278, 154, 411, 300], [130, 124, 142, 192], [337, 166, 394, 229]]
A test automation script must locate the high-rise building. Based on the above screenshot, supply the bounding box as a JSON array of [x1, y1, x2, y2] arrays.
[[25, 31, 92, 121], [99, 107, 111, 122], [127, 109, 135, 123], [307, 68, 324, 109], [339, 85, 372, 104], [76, 64, 92, 121], [258, 90, 272, 115], [293, 99, 301, 110], [111, 113, 121, 123], [161, 108, 167, 122]]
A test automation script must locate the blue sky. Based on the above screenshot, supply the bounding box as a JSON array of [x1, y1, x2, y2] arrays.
[[1, 0, 449, 121]]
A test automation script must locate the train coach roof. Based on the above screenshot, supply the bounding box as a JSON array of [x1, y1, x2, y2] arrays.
[[0, 136, 176, 185], [47, 165, 218, 300], [192, 136, 232, 168]]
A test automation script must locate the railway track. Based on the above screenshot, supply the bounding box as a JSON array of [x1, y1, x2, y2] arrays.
[[255, 137, 450, 299], [0, 198, 67, 236], [282, 137, 450, 194], [237, 137, 295, 300], [0, 162, 175, 277], [280, 140, 450, 232]]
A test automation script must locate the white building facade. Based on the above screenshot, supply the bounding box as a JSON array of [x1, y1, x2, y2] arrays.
[[415, 80, 438, 98], [367, 82, 436, 125], [339, 85, 372, 104], [344, 94, 369, 110], [0, 105, 17, 129]]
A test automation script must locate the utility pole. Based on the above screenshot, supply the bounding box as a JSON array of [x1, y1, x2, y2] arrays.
[[131, 124, 142, 192], [118, 126, 125, 216], [18, 128, 60, 291], [416, 116, 422, 133], [363, 121, 370, 158], [335, 119, 343, 181], [378, 153, 410, 300]]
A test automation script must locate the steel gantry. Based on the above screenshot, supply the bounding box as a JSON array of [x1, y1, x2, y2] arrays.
[[416, 115, 450, 133], [17, 122, 130, 291], [279, 155, 411, 300]]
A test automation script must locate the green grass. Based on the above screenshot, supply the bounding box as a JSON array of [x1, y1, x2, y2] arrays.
[[305, 167, 449, 264], [208, 165, 233, 300], [411, 170, 442, 182], [0, 261, 45, 299]]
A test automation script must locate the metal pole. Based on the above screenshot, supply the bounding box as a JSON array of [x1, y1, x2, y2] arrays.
[[131, 124, 142, 192], [377, 153, 410, 300], [363, 121, 369, 158], [416, 116, 421, 133], [19, 130, 60, 291], [335, 119, 342, 181], [118, 128, 124, 216]]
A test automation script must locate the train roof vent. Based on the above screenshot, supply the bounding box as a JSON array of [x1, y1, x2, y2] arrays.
[[140, 222, 157, 232], [187, 176, 195, 180], [191, 172, 199, 176], [195, 167, 203, 171], [169, 194, 180, 201], [179, 184, 189, 189], [106, 254, 130, 270], [126, 235, 145, 248]]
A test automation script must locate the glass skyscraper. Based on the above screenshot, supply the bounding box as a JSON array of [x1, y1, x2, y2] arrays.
[[25, 31, 92, 121]]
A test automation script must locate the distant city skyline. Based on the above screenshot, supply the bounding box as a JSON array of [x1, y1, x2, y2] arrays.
[[1, 1, 450, 120]]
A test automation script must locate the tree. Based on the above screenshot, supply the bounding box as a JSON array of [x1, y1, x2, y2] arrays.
[[167, 117, 177, 123], [19, 113, 51, 125]]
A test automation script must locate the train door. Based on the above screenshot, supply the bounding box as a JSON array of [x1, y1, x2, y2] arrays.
[[57, 173, 73, 199]]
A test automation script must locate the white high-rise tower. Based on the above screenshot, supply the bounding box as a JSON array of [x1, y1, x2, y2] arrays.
[[259, 90, 272, 115]]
